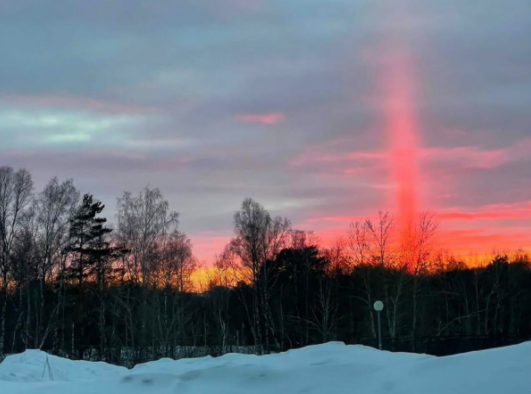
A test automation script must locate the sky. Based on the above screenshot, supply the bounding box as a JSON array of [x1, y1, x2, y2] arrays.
[[1, 0, 530, 263]]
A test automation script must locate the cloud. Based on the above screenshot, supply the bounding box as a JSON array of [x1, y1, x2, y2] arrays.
[[0, 106, 150, 149], [235, 112, 285, 125], [1, 0, 530, 262], [1, 149, 191, 174], [440, 212, 522, 220], [0, 94, 155, 115], [438, 201, 531, 221], [292, 137, 531, 170], [420, 140, 531, 169], [305, 215, 365, 223]]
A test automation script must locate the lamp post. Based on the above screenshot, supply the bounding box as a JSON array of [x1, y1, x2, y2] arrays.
[[373, 300, 384, 350]]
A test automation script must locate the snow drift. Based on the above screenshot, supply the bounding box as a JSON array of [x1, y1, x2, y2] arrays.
[[0, 341, 529, 394], [0, 349, 125, 382]]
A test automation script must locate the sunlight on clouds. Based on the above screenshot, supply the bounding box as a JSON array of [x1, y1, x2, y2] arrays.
[[47, 132, 91, 143], [0, 108, 144, 148], [262, 197, 320, 212], [123, 138, 193, 150]]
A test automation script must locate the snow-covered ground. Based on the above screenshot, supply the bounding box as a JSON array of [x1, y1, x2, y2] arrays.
[[0, 342, 529, 394]]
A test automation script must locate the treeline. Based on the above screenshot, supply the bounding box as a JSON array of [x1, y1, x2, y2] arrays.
[[0, 166, 530, 365]]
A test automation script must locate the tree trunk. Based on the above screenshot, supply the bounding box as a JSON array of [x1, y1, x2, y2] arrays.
[[411, 278, 418, 352], [0, 281, 7, 358]]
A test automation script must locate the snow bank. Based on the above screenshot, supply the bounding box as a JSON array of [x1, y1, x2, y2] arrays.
[[0, 349, 125, 382], [0, 341, 529, 394]]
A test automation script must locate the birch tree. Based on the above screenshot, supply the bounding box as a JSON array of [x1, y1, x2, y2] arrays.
[[0, 166, 33, 357], [229, 198, 291, 354], [33, 177, 79, 349], [115, 186, 179, 361]]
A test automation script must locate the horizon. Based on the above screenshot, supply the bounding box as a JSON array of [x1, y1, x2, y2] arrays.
[[1, 0, 530, 263]]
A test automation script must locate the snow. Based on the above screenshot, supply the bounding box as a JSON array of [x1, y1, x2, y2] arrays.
[[0, 341, 529, 394], [0, 349, 125, 382]]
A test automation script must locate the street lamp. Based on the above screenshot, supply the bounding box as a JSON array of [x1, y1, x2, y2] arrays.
[[373, 300, 384, 350]]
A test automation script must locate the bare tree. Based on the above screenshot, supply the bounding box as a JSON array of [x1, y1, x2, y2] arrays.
[[116, 187, 179, 284], [346, 220, 377, 337], [228, 198, 291, 354], [366, 212, 403, 341], [347, 221, 370, 266], [160, 231, 196, 293], [366, 212, 394, 266], [115, 186, 179, 361], [33, 177, 79, 349], [9, 219, 38, 353], [0, 166, 33, 357], [309, 276, 338, 343], [156, 230, 196, 356], [205, 256, 235, 353], [402, 212, 439, 350]]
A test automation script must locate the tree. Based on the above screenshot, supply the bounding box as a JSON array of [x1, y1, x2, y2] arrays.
[[160, 231, 195, 293], [228, 198, 291, 354], [33, 177, 79, 349], [116, 187, 179, 285], [366, 212, 403, 341], [115, 186, 179, 361], [347, 220, 376, 338], [0, 166, 33, 357], [402, 212, 439, 350], [9, 222, 38, 352], [156, 230, 196, 356], [366, 212, 394, 266], [269, 244, 328, 347], [64, 194, 114, 359]]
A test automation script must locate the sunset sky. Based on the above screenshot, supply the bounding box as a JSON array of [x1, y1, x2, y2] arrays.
[[1, 0, 530, 262]]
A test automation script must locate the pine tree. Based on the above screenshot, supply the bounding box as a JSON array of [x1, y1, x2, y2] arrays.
[[64, 194, 113, 359]]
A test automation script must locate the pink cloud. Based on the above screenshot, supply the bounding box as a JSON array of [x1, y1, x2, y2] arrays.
[[0, 94, 155, 115], [420, 146, 507, 169], [420, 138, 531, 169], [289, 139, 384, 168], [305, 215, 365, 223], [291, 137, 531, 171], [438, 201, 531, 221], [440, 212, 520, 220], [235, 112, 285, 125]]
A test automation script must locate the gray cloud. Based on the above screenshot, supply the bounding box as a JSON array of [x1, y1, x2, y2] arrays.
[[1, 0, 530, 260]]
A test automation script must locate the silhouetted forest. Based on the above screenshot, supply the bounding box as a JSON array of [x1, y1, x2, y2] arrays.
[[1, 166, 530, 366]]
